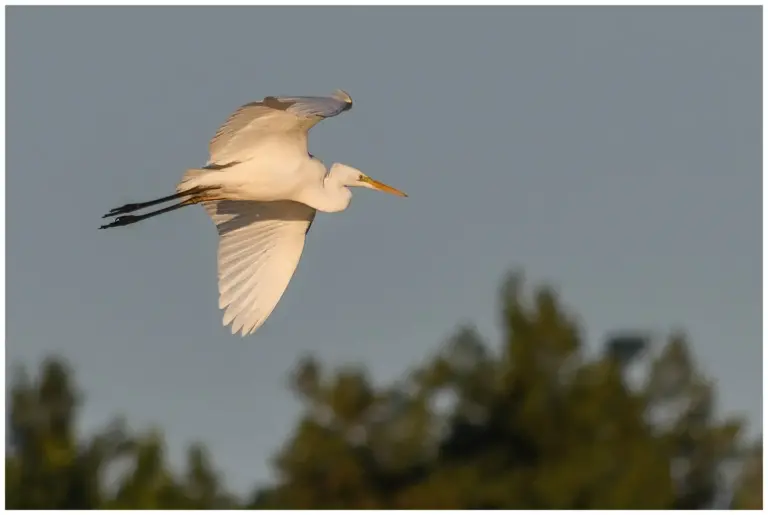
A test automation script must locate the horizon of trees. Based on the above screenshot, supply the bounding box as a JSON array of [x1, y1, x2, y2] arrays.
[[6, 271, 762, 509]]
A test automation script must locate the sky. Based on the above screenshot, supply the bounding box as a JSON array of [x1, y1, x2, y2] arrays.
[[6, 6, 761, 494]]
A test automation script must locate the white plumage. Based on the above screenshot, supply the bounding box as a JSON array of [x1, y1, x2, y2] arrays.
[[101, 90, 406, 336], [203, 200, 315, 336]]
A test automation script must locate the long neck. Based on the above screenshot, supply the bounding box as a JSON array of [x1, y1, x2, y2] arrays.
[[293, 169, 352, 213]]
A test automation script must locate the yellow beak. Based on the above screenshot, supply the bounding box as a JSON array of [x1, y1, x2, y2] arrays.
[[363, 176, 408, 197]]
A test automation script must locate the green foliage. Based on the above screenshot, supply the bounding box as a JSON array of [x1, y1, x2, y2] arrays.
[[6, 357, 235, 509], [731, 441, 763, 509], [6, 271, 761, 509]]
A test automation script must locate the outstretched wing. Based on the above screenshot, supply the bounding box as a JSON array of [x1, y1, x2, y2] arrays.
[[202, 199, 317, 336], [207, 89, 353, 167]]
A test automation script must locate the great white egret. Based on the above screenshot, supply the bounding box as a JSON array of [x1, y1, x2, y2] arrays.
[[100, 89, 407, 336]]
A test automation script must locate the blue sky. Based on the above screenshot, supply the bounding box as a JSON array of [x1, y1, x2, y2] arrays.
[[6, 7, 761, 493]]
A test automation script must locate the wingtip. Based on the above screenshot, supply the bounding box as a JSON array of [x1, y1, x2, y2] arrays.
[[333, 89, 353, 107]]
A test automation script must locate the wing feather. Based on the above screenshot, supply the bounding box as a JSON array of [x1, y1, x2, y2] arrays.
[[202, 199, 316, 336], [207, 90, 352, 167]]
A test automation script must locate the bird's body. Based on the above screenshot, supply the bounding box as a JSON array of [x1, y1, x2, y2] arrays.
[[184, 153, 323, 203], [100, 90, 406, 336]]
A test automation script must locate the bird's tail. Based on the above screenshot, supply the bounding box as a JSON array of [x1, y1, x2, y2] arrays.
[[99, 169, 219, 230], [175, 168, 213, 195]]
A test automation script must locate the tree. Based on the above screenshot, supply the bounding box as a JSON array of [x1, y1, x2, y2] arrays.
[[252, 272, 757, 509], [6, 357, 235, 509], [6, 271, 761, 509], [731, 441, 763, 509]]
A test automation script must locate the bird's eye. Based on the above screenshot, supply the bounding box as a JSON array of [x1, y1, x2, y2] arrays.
[[358, 174, 365, 181]]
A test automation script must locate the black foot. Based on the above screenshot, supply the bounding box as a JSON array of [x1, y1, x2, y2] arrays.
[[102, 203, 142, 218], [99, 215, 138, 229]]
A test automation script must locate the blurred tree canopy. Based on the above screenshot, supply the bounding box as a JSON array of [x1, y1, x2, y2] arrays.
[[6, 272, 762, 509]]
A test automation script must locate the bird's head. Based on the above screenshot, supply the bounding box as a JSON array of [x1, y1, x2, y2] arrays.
[[329, 163, 408, 197]]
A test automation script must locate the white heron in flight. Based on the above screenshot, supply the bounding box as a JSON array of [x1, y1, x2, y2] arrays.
[[100, 89, 407, 336]]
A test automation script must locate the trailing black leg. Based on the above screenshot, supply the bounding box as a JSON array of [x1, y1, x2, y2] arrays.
[[102, 191, 197, 219], [99, 200, 194, 230]]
